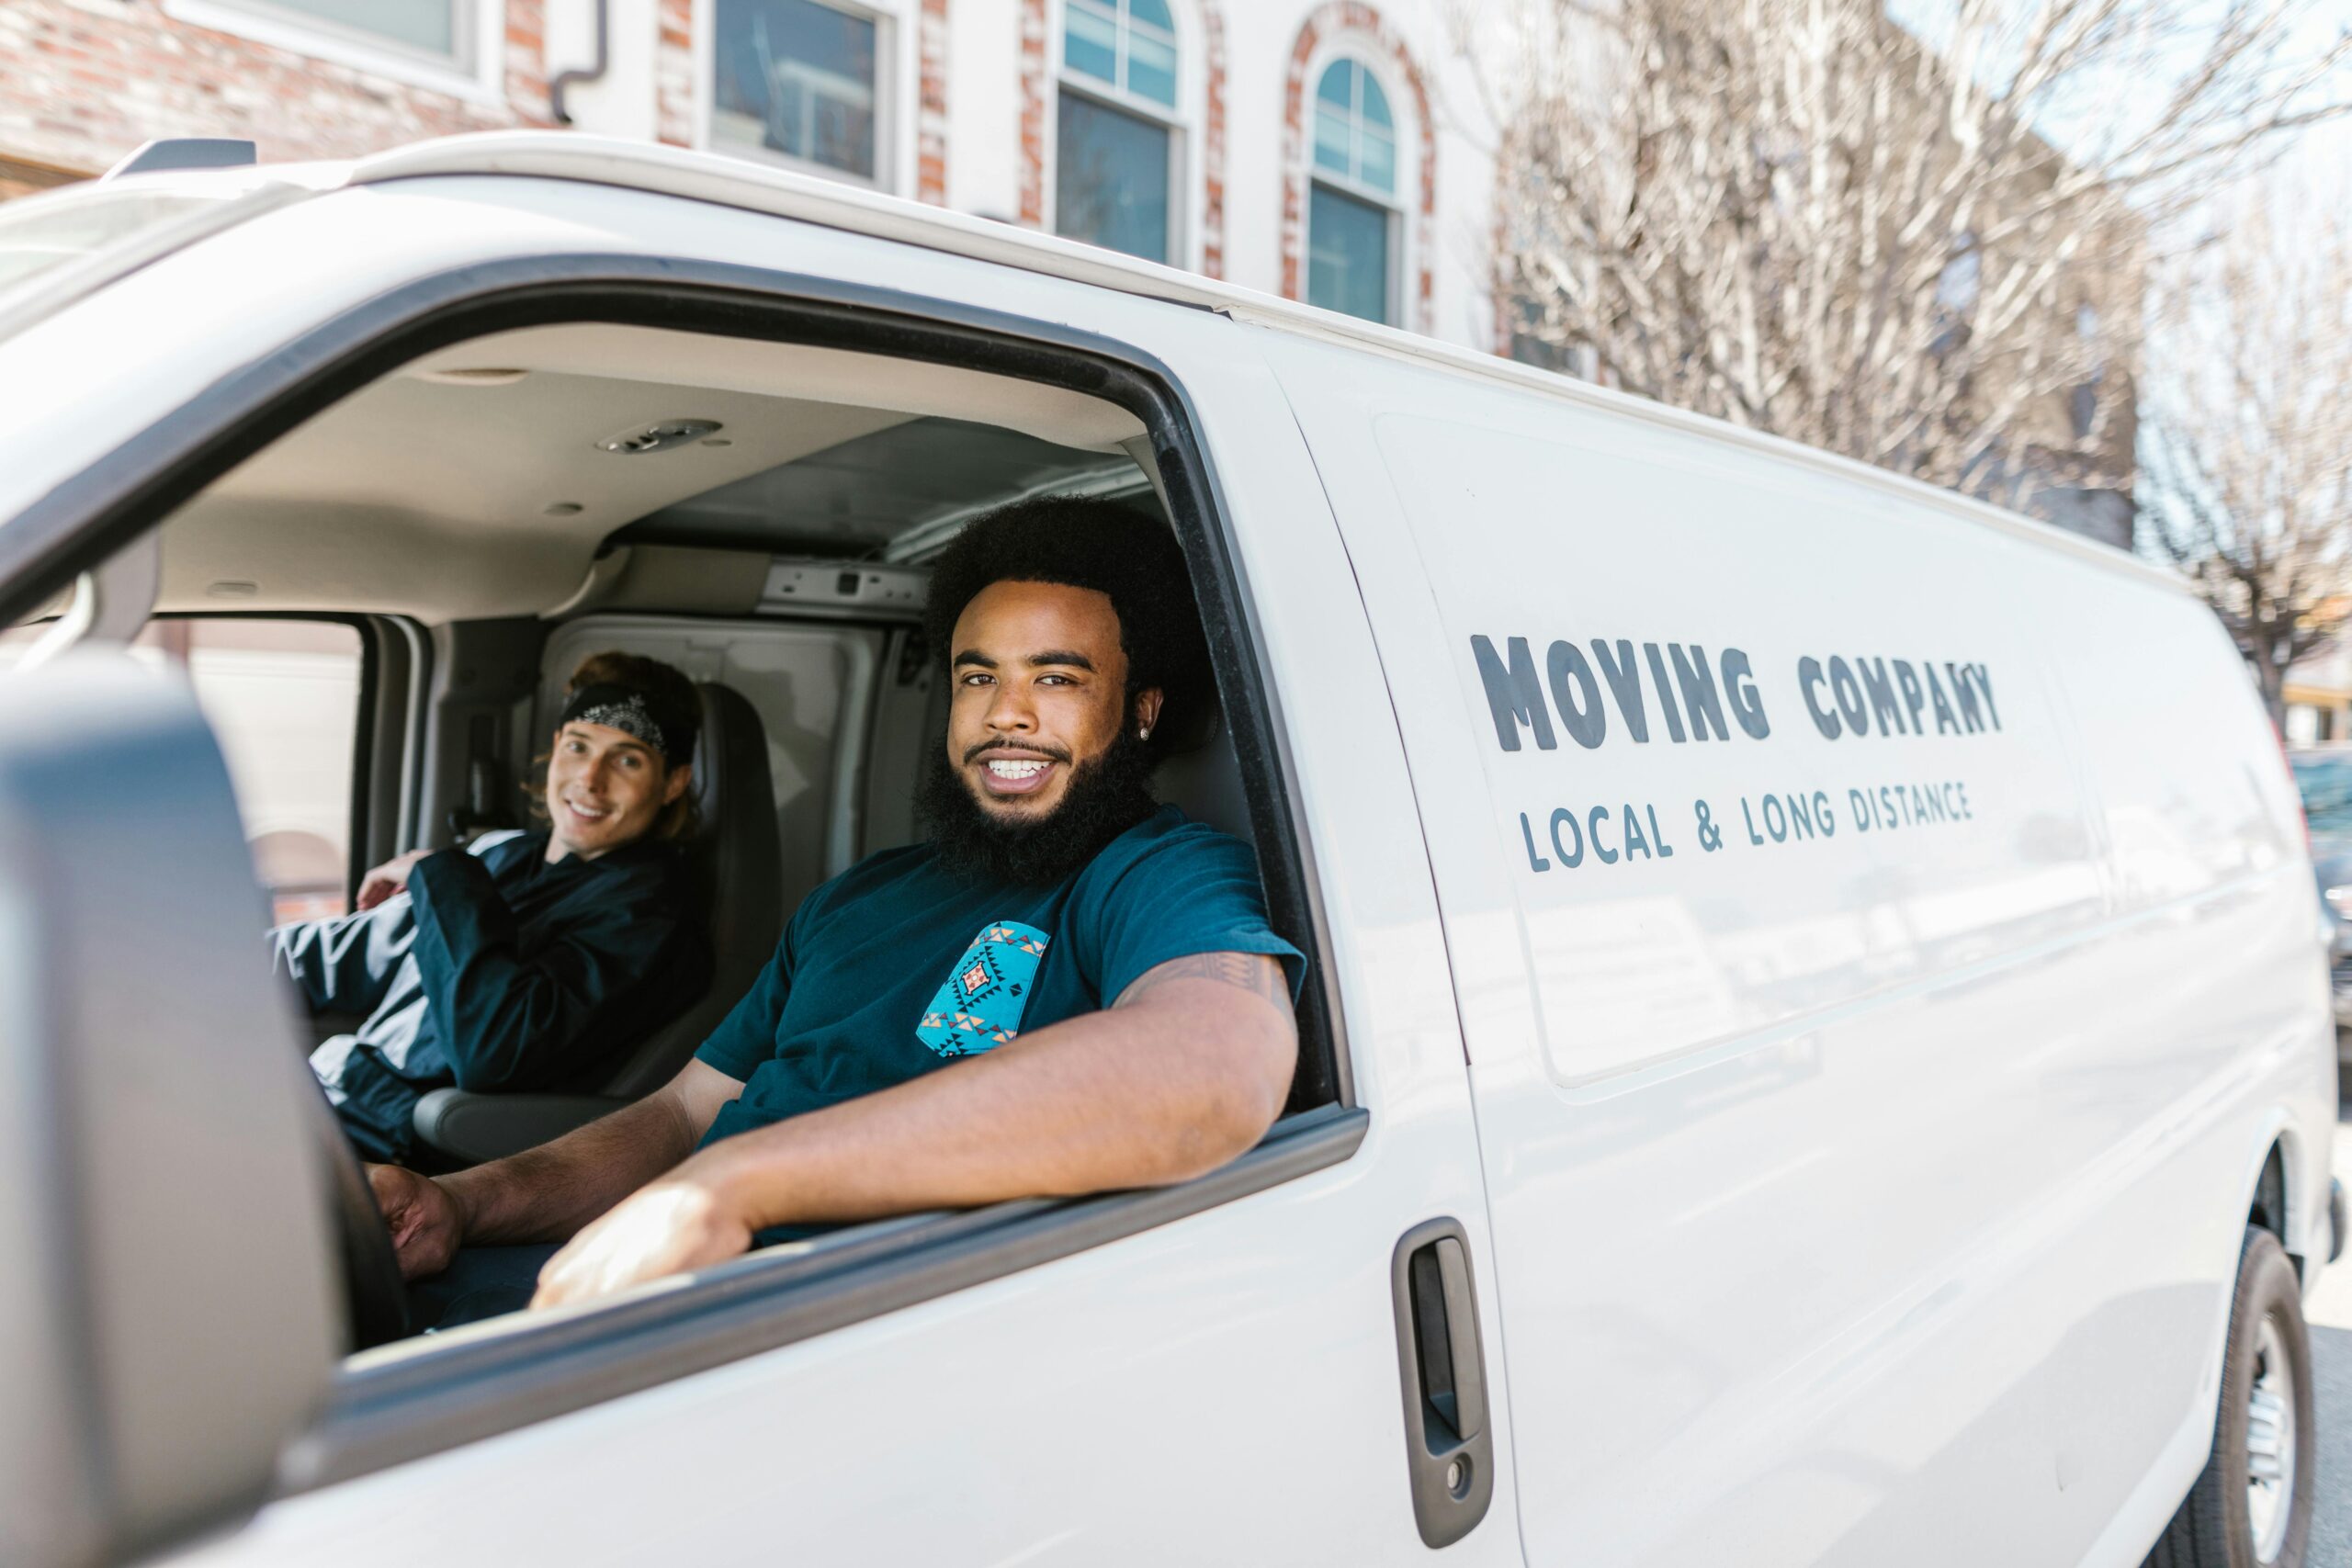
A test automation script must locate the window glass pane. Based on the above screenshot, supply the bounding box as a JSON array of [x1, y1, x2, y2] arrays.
[[1314, 57, 1398, 190], [256, 0, 456, 56], [1317, 59, 1355, 108], [0, 618, 366, 922], [1308, 181, 1390, 324], [1314, 107, 1351, 176], [1127, 0, 1175, 30], [1063, 0, 1118, 84], [1125, 30, 1178, 107], [712, 0, 879, 179], [1360, 125, 1396, 193], [1056, 95, 1171, 263], [171, 620, 364, 924], [776, 0, 871, 78]]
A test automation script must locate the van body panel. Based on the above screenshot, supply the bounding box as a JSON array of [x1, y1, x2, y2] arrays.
[[1261, 332, 2334, 1567], [3, 177, 1513, 1562]]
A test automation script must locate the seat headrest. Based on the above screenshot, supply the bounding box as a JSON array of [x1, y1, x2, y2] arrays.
[[586, 679, 783, 1101], [1151, 684, 1225, 758], [685, 682, 767, 849]]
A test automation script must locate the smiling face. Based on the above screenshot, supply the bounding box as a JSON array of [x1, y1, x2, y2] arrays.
[[544, 719, 691, 861], [946, 580, 1163, 824]]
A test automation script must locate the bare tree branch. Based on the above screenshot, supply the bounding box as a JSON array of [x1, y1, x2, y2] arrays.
[[1481, 0, 2350, 551], [2143, 182, 2352, 725]]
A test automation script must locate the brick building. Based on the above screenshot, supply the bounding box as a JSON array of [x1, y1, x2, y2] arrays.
[[0, 0, 2134, 541], [0, 0, 557, 185], [0, 0, 1509, 349]]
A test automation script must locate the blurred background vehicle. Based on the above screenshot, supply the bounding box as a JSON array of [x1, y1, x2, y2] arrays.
[[2289, 745, 2352, 1067]]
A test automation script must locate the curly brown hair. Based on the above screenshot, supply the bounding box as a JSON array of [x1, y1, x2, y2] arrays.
[[526, 649, 704, 843], [922, 495, 1213, 761]]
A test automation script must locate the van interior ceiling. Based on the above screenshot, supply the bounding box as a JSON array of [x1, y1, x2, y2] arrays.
[[150, 322, 1156, 624], [15, 315, 1310, 1163]]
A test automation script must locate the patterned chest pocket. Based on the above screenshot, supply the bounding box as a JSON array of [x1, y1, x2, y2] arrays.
[[916, 921, 1051, 1057]]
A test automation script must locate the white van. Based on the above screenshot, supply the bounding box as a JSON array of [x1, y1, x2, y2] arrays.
[[0, 133, 2338, 1568]]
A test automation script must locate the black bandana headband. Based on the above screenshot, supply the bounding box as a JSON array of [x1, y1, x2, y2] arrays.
[[559, 682, 697, 767]]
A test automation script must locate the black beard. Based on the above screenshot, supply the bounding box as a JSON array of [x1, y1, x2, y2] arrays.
[[918, 729, 1159, 886]]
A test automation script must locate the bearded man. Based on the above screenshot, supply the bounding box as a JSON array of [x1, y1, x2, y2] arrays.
[[370, 497, 1302, 1325]]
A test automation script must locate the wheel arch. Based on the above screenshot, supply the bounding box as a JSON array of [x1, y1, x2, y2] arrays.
[[2236, 1110, 2309, 1272]]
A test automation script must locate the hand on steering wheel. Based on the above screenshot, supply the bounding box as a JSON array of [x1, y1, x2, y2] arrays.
[[368, 1163, 465, 1280], [294, 1067, 413, 1350]]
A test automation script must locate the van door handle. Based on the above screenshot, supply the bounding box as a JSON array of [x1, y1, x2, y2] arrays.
[[1392, 1217, 1496, 1547]]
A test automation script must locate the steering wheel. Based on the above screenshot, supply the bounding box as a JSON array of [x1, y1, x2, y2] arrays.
[[296, 1068, 412, 1351]]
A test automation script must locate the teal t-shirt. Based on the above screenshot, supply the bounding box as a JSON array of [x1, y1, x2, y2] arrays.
[[695, 805, 1304, 1153]]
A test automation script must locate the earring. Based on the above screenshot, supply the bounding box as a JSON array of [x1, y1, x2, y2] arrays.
[[1139, 726, 1152, 740]]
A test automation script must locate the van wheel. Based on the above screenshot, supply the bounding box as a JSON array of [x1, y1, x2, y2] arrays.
[[2146, 1227, 2315, 1568]]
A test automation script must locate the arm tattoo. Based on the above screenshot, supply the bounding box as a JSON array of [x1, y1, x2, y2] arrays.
[[1115, 951, 1291, 1010]]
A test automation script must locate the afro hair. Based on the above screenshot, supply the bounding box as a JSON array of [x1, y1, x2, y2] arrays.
[[923, 493, 1216, 750]]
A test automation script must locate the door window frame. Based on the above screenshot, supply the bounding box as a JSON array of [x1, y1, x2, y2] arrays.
[[141, 610, 384, 917], [1, 251, 1363, 1489]]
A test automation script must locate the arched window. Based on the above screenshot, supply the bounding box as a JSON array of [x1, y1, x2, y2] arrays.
[[1306, 57, 1398, 322], [1056, 0, 1184, 263]]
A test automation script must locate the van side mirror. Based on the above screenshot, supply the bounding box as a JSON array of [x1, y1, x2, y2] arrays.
[[0, 654, 340, 1566]]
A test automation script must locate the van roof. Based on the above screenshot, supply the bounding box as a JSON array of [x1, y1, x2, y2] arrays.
[[321, 131, 2177, 595]]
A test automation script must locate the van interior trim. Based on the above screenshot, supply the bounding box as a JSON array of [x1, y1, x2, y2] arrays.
[[281, 1102, 1369, 1494], [883, 462, 1151, 564], [390, 615, 430, 852], [343, 616, 384, 900]]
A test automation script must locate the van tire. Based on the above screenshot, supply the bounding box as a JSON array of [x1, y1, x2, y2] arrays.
[[2146, 1226, 2314, 1568]]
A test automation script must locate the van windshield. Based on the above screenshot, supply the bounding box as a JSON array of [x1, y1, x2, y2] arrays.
[[0, 177, 295, 344], [2290, 754, 2352, 834], [0, 186, 214, 292]]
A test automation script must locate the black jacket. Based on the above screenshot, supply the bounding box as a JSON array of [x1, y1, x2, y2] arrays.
[[274, 829, 711, 1163]]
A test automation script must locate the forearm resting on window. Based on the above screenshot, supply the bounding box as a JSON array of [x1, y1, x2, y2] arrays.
[[689, 953, 1297, 1233]]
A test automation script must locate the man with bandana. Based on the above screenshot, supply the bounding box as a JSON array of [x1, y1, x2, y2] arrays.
[[277, 651, 714, 1165], [370, 498, 1302, 1325]]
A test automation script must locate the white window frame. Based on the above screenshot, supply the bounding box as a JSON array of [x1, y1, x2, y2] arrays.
[[697, 0, 911, 195], [1049, 0, 1196, 270], [162, 0, 505, 107], [1304, 52, 1404, 326]]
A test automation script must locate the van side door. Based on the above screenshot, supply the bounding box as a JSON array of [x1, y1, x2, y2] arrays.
[[1256, 325, 2223, 1566]]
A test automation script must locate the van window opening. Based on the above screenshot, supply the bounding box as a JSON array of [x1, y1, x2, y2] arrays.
[[11, 263, 1356, 1487]]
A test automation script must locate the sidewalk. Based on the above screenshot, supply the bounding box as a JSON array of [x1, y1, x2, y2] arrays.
[[2305, 1097, 2350, 1566]]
